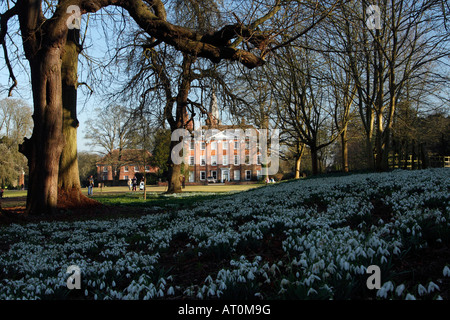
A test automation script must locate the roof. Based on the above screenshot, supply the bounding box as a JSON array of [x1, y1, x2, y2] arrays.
[[96, 149, 152, 165]]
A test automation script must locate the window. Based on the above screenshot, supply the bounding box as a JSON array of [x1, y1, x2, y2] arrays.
[[234, 137, 239, 149], [145, 166, 150, 172], [211, 141, 217, 150], [189, 171, 195, 182], [257, 170, 262, 180], [211, 171, 217, 179], [134, 166, 139, 172], [234, 155, 239, 165], [190, 139, 195, 150], [211, 155, 217, 166], [103, 166, 108, 172], [223, 141, 228, 150], [234, 170, 240, 181], [245, 170, 252, 181], [124, 166, 129, 172], [200, 156, 206, 166], [189, 156, 195, 166], [245, 155, 250, 165], [200, 171, 206, 180], [257, 155, 262, 165], [245, 139, 250, 149], [201, 141, 206, 150], [223, 155, 228, 166], [124, 175, 129, 180]]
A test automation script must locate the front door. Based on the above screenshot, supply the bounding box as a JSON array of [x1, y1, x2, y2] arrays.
[[221, 169, 229, 182]]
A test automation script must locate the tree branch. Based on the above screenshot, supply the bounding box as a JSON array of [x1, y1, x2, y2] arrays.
[[0, 5, 19, 96]]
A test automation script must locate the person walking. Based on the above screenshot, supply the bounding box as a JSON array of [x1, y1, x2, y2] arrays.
[[88, 175, 94, 196], [128, 178, 132, 191], [132, 176, 137, 191]]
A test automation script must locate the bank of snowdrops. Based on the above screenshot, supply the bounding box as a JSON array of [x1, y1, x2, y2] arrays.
[[0, 168, 449, 300]]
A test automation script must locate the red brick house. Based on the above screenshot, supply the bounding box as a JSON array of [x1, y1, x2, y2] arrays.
[[96, 149, 157, 186], [184, 97, 264, 184]]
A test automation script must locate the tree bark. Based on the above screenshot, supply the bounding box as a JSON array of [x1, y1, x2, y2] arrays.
[[20, 49, 65, 215], [58, 28, 98, 208], [310, 146, 319, 176], [166, 54, 194, 194], [294, 143, 305, 179]]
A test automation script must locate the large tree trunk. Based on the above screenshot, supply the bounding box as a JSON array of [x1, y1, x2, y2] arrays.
[[20, 49, 65, 215], [166, 55, 194, 194], [310, 146, 319, 176], [375, 111, 385, 172], [167, 157, 183, 194], [58, 28, 98, 208], [294, 143, 305, 179]]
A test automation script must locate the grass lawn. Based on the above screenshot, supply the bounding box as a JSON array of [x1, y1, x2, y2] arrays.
[[0, 184, 261, 208]]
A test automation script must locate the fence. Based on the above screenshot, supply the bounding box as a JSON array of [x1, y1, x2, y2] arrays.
[[388, 154, 450, 169]]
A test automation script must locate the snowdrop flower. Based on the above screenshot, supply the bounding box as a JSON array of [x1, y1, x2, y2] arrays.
[[417, 284, 427, 296], [307, 288, 317, 296], [405, 293, 416, 300], [395, 284, 405, 297], [427, 281, 439, 293], [443, 266, 450, 277], [280, 279, 290, 287]]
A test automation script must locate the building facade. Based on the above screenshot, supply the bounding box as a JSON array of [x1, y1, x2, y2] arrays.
[[96, 149, 157, 186], [184, 95, 264, 184]]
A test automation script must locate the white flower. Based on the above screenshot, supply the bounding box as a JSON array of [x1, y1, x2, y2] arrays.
[[427, 281, 439, 293], [443, 266, 450, 277], [395, 284, 405, 296], [417, 284, 427, 296], [405, 293, 416, 300]]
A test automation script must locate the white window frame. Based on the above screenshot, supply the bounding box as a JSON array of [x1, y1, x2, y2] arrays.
[[245, 170, 251, 181], [234, 155, 239, 165], [200, 171, 206, 181], [124, 166, 129, 172], [134, 166, 139, 172], [103, 166, 108, 172], [189, 156, 195, 166], [201, 141, 206, 150], [189, 139, 195, 150], [234, 170, 240, 181], [200, 155, 206, 166], [223, 141, 228, 150], [223, 155, 228, 166], [211, 155, 217, 166], [211, 170, 217, 180]]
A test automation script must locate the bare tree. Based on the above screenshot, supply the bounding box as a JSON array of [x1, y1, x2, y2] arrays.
[[1, 0, 337, 213]]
